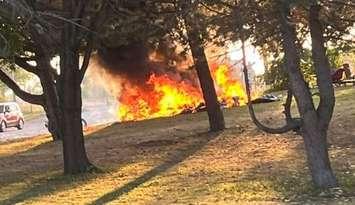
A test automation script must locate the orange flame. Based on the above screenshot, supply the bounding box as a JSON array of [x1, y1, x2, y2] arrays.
[[118, 74, 202, 121], [117, 64, 249, 121], [212, 64, 248, 106]]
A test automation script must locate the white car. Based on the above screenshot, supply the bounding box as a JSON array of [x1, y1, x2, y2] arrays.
[[0, 102, 25, 132]]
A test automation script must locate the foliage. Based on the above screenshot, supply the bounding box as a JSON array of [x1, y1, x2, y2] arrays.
[[202, 0, 354, 91], [0, 20, 23, 58], [264, 57, 288, 91], [264, 46, 353, 91], [263, 49, 317, 91]]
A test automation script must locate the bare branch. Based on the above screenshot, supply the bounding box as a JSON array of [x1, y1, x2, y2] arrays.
[[79, 36, 93, 83], [14, 56, 39, 75], [199, 2, 230, 16], [37, 11, 97, 35], [0, 68, 44, 105]]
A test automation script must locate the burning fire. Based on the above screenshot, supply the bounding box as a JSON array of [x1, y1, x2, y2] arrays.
[[116, 64, 249, 121], [212, 64, 248, 106], [118, 74, 202, 121]]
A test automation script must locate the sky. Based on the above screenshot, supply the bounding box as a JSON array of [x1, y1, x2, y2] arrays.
[[228, 43, 265, 76]]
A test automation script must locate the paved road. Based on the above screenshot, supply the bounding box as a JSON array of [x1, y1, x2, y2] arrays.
[[0, 105, 117, 142]]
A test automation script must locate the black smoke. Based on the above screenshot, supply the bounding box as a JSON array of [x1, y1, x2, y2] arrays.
[[97, 41, 152, 83], [96, 40, 198, 86]]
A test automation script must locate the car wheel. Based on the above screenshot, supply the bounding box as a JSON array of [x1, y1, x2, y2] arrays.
[[17, 119, 24, 130], [0, 121, 6, 132]]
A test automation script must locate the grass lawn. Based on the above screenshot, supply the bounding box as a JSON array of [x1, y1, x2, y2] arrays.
[[0, 87, 354, 204]]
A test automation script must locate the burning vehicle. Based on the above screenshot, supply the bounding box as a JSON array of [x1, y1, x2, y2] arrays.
[[88, 42, 259, 122]]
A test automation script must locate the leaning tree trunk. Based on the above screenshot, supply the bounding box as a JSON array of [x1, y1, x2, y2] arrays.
[[278, 3, 337, 188], [309, 5, 335, 132], [183, 15, 225, 131], [26, 23, 64, 141], [37, 57, 63, 141], [59, 9, 92, 174], [41, 74, 62, 141]]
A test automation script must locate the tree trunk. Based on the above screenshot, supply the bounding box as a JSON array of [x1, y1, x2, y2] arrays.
[[309, 5, 335, 131], [278, 3, 337, 188], [302, 116, 337, 188], [61, 80, 91, 174], [37, 58, 63, 141], [183, 15, 225, 132], [59, 12, 92, 174], [60, 50, 92, 174], [42, 80, 62, 141], [44, 106, 62, 141]]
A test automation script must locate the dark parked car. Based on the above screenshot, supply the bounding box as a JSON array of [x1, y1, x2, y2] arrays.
[[0, 102, 24, 132], [252, 94, 280, 104]]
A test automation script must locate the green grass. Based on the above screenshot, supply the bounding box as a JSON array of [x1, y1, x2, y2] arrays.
[[0, 87, 355, 204]]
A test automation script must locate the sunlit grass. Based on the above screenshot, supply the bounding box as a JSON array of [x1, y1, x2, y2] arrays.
[[0, 87, 354, 204]]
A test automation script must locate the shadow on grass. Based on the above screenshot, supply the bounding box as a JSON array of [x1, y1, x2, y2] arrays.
[[232, 139, 355, 202], [0, 139, 57, 186], [0, 123, 222, 205], [0, 123, 113, 188], [0, 138, 105, 205], [90, 131, 222, 205], [0, 126, 112, 204], [0, 173, 102, 205]]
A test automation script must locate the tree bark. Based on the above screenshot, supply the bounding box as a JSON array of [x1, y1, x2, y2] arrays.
[[27, 24, 64, 141], [58, 0, 92, 174], [302, 116, 337, 188], [60, 41, 92, 173], [278, 3, 337, 188], [309, 5, 335, 132], [37, 58, 63, 141], [183, 9, 225, 131]]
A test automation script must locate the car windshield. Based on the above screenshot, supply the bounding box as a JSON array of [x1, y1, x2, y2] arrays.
[[0, 105, 3, 113]]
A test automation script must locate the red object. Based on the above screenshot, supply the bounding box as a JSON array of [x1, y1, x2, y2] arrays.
[[0, 102, 25, 132], [331, 69, 345, 82]]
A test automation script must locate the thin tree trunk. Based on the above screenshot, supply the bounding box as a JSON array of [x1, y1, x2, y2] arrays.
[[183, 13, 225, 131], [278, 3, 337, 188], [41, 81, 62, 141], [309, 5, 335, 132], [37, 58, 63, 141]]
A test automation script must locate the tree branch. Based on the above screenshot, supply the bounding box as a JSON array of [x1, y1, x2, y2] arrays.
[[241, 29, 301, 134], [0, 68, 44, 105], [14, 56, 39, 75], [78, 35, 93, 83], [309, 5, 336, 131], [199, 2, 230, 16]]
